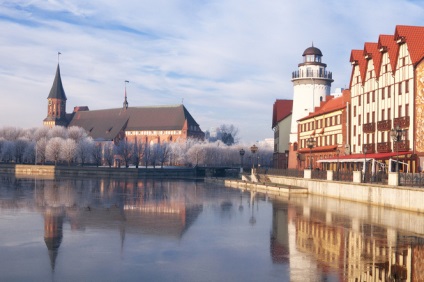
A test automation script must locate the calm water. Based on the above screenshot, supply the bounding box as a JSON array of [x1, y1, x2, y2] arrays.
[[0, 175, 423, 281]]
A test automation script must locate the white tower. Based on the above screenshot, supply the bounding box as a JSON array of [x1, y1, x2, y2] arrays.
[[289, 45, 334, 143]]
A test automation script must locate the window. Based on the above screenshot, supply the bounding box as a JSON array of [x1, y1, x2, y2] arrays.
[[399, 105, 402, 117], [372, 112, 375, 123], [388, 108, 391, 119], [358, 134, 361, 146], [367, 92, 370, 104], [382, 88, 385, 99], [367, 112, 370, 123], [354, 125, 356, 136], [358, 114, 361, 126], [388, 86, 391, 98], [406, 104, 409, 117], [406, 79, 409, 93], [372, 91, 375, 102], [399, 82, 402, 95], [381, 132, 385, 142], [354, 106, 357, 117], [359, 96, 362, 106]]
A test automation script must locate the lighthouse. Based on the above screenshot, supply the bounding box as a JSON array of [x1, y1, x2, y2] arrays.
[[289, 45, 334, 144]]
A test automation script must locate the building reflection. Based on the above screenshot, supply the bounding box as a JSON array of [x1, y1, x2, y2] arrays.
[[0, 176, 203, 273], [270, 196, 424, 281]]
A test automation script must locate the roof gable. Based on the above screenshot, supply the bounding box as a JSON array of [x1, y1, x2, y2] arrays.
[[395, 25, 424, 66], [272, 99, 293, 128], [364, 42, 382, 77]]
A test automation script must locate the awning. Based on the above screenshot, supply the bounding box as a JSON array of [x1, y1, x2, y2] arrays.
[[317, 151, 413, 163]]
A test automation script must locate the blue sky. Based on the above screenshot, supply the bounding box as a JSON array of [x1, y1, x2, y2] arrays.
[[0, 0, 423, 143]]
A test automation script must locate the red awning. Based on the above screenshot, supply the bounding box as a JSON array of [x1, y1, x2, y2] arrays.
[[298, 145, 338, 153]]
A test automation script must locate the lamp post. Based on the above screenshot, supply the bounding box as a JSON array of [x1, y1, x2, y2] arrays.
[[363, 147, 368, 183], [306, 137, 315, 169], [390, 125, 405, 173], [250, 145, 258, 169], [285, 152, 288, 169], [336, 149, 340, 180], [239, 148, 245, 173]]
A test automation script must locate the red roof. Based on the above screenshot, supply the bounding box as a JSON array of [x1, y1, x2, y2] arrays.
[[350, 25, 424, 86], [272, 99, 293, 128], [298, 89, 350, 121], [395, 25, 424, 66]]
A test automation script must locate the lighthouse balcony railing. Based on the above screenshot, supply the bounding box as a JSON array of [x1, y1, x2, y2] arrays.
[[292, 70, 332, 79]]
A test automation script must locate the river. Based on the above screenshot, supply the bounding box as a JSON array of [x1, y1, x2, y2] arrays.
[[0, 175, 422, 281]]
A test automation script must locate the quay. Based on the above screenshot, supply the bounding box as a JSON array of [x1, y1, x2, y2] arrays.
[[222, 169, 424, 214]]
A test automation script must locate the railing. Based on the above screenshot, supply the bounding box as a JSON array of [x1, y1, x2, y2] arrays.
[[260, 168, 304, 178], [377, 119, 392, 131], [364, 171, 387, 184], [292, 70, 333, 80], [394, 116, 410, 128], [363, 143, 375, 154], [400, 173, 424, 187], [333, 171, 353, 182], [377, 142, 391, 153], [394, 140, 410, 152], [363, 122, 376, 133], [311, 169, 327, 180]]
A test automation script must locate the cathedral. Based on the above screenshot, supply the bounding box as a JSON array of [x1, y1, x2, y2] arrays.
[[43, 64, 205, 144]]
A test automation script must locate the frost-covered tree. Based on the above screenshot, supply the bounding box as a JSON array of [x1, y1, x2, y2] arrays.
[[133, 139, 145, 168], [46, 137, 64, 165], [0, 140, 15, 162], [76, 137, 94, 166], [48, 126, 67, 139], [115, 139, 133, 168], [14, 137, 29, 164], [33, 127, 50, 142], [23, 141, 35, 164], [61, 139, 77, 166], [158, 142, 171, 168], [143, 143, 151, 168], [36, 137, 48, 164], [68, 126, 88, 142]]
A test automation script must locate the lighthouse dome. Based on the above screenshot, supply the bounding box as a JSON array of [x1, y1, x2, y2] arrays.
[[302, 46, 323, 57]]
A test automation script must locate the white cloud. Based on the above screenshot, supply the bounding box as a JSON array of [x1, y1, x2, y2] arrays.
[[0, 0, 423, 142]]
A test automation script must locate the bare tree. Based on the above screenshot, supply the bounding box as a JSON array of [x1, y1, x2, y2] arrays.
[[115, 139, 133, 168], [46, 137, 64, 165], [14, 137, 29, 164], [92, 143, 103, 167], [143, 143, 151, 168], [103, 143, 115, 167], [158, 142, 171, 168], [61, 139, 77, 166], [133, 138, 145, 168], [0, 140, 15, 163]]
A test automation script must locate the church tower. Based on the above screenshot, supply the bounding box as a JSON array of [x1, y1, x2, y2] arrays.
[[289, 45, 333, 144], [43, 64, 68, 127]]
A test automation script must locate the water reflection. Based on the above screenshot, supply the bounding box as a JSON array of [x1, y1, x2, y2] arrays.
[[0, 175, 203, 274], [270, 194, 424, 281]]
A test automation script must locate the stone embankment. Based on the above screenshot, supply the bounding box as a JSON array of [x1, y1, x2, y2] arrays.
[[225, 172, 424, 213]]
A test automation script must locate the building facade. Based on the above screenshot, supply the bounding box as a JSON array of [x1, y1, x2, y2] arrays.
[[349, 25, 424, 173], [272, 99, 292, 168]]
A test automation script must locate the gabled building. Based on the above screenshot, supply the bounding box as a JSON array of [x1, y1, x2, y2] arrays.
[[349, 25, 424, 172], [43, 63, 205, 143], [272, 99, 293, 168]]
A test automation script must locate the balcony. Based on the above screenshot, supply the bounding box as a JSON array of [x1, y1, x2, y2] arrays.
[[377, 142, 392, 153], [363, 143, 375, 154], [377, 119, 392, 131], [292, 70, 333, 80], [394, 140, 410, 152], [393, 116, 410, 128], [363, 122, 376, 133]]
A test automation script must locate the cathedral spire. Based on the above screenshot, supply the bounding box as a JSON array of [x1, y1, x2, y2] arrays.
[[123, 80, 129, 109]]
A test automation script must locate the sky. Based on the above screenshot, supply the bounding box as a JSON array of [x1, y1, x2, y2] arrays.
[[0, 0, 423, 144]]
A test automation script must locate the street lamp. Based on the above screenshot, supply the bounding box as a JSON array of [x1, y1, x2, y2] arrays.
[[306, 137, 315, 169], [363, 147, 368, 183], [239, 148, 245, 173], [336, 149, 340, 180], [285, 152, 288, 169], [250, 145, 258, 169], [390, 125, 406, 173]]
